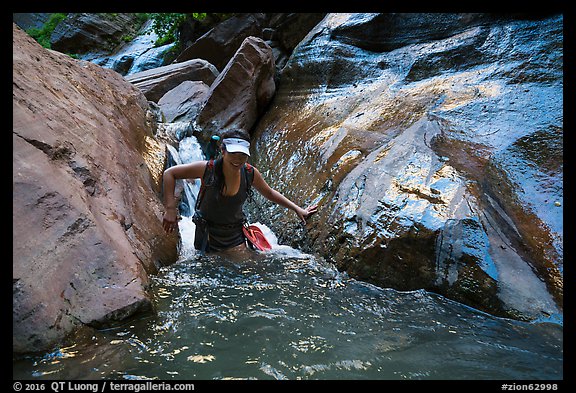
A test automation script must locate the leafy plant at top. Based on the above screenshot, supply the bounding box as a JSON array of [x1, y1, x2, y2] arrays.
[[148, 13, 207, 46], [26, 13, 67, 49]]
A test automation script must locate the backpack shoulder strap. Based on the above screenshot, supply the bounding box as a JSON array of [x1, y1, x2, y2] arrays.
[[195, 160, 215, 210], [244, 163, 254, 187], [203, 159, 215, 184], [244, 163, 255, 201]]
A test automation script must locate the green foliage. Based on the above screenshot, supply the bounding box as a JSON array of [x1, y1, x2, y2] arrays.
[[25, 12, 231, 53], [26, 13, 67, 49], [135, 13, 149, 25], [148, 13, 200, 46], [147, 13, 243, 47]]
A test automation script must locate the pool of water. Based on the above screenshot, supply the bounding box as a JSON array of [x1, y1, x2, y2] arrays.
[[13, 221, 563, 380]]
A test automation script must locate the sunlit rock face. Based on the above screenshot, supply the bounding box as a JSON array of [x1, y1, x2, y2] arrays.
[[250, 13, 563, 321], [13, 24, 179, 353]]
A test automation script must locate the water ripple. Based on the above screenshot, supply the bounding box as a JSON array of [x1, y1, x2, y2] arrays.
[[13, 246, 563, 380]]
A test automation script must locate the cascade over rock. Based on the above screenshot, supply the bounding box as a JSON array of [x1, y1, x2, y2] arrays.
[[249, 13, 563, 321], [13, 23, 178, 354]]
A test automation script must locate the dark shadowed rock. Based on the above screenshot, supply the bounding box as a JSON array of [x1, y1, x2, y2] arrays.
[[50, 13, 144, 54], [175, 13, 266, 72], [270, 13, 327, 53], [13, 13, 53, 30]]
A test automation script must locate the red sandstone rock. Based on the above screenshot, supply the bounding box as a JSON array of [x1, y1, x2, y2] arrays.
[[125, 58, 219, 102], [13, 23, 178, 353], [196, 36, 276, 140]]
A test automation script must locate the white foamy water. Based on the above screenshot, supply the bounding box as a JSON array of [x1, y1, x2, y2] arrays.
[[176, 217, 309, 262]]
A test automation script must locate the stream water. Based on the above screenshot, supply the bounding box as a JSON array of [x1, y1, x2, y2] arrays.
[[12, 136, 563, 381]]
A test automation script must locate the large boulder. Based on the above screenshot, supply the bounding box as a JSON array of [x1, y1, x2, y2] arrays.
[[174, 13, 266, 71], [249, 13, 563, 321], [195, 36, 276, 141], [13, 24, 178, 353], [50, 13, 144, 55], [125, 58, 219, 102], [158, 80, 210, 123]]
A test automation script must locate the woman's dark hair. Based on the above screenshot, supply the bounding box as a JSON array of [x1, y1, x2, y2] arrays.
[[213, 128, 251, 198]]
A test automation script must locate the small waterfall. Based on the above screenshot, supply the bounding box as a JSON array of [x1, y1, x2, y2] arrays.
[[165, 136, 204, 218], [81, 19, 176, 76], [164, 135, 205, 260], [179, 137, 204, 217]]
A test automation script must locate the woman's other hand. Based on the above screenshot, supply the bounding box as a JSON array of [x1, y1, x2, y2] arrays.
[[162, 207, 179, 233], [297, 204, 318, 224]]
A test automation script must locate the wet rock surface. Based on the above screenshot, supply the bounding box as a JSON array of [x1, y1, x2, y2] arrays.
[[249, 13, 563, 321]]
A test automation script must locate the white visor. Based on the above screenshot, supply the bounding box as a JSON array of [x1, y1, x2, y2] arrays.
[[223, 138, 250, 156]]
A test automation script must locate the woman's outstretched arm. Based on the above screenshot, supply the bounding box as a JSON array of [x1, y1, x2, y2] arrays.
[[251, 166, 318, 223]]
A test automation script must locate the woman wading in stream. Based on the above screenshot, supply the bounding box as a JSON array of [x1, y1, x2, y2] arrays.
[[161, 129, 318, 253]]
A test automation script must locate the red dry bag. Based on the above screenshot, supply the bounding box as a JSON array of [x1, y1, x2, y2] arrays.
[[243, 224, 272, 251]]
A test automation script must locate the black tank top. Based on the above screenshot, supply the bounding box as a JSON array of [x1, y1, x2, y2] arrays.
[[196, 159, 251, 251], [199, 163, 249, 224]]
